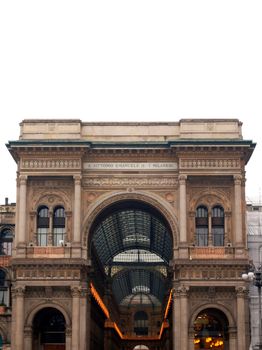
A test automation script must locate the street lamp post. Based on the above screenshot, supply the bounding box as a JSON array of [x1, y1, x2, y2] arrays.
[[242, 265, 262, 350]]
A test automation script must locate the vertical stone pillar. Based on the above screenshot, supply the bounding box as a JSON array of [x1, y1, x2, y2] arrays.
[[66, 327, 72, 350], [179, 175, 187, 256], [14, 176, 20, 253], [14, 286, 25, 350], [172, 287, 181, 350], [79, 288, 89, 350], [229, 327, 237, 350], [24, 326, 32, 350], [17, 175, 27, 246], [180, 286, 189, 350], [71, 287, 80, 350], [236, 286, 247, 350], [73, 175, 81, 243], [188, 327, 195, 350], [234, 175, 243, 245]]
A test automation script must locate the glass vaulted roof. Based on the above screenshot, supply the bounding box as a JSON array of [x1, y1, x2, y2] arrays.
[[91, 201, 173, 308]]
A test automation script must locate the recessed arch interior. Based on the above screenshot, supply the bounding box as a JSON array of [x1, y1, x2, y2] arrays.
[[90, 200, 173, 310]]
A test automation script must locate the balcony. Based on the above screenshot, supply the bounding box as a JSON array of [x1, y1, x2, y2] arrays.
[[26, 246, 71, 258], [189, 246, 248, 260]]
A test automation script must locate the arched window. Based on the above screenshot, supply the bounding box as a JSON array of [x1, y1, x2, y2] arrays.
[[134, 310, 148, 335], [0, 228, 13, 255], [212, 206, 225, 246], [195, 206, 208, 246], [53, 207, 65, 246], [37, 206, 49, 246]]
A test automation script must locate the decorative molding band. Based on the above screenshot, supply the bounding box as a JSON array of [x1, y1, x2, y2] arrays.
[[180, 159, 240, 169], [22, 159, 81, 169], [83, 176, 178, 187]]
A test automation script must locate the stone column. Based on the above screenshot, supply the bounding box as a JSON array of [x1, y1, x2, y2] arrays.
[[234, 175, 243, 245], [179, 175, 187, 244], [79, 288, 89, 350], [173, 287, 181, 350], [14, 286, 25, 350], [66, 327, 72, 350], [17, 175, 27, 246], [180, 286, 189, 350], [228, 326, 237, 350], [188, 327, 195, 350], [73, 175, 81, 243], [71, 287, 80, 350], [236, 286, 247, 350], [24, 326, 32, 350]]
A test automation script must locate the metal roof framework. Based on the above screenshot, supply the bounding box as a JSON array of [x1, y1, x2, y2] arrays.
[[91, 202, 173, 308]]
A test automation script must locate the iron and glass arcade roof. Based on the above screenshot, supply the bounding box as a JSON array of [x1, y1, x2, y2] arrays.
[[91, 201, 173, 308]]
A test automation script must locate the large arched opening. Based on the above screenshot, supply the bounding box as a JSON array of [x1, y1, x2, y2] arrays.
[[32, 307, 66, 350], [193, 308, 229, 350], [89, 199, 174, 349]]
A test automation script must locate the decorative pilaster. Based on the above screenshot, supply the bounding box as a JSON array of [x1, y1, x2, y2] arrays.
[[13, 286, 26, 350], [172, 288, 181, 350], [18, 175, 27, 246], [179, 175, 187, 244], [234, 175, 243, 245], [73, 175, 82, 243], [180, 286, 189, 350], [79, 287, 91, 350], [71, 286, 81, 350], [236, 286, 248, 350], [24, 326, 32, 350]]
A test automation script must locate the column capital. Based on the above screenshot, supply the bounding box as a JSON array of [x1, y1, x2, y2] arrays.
[[73, 174, 82, 185], [233, 174, 242, 185], [19, 174, 28, 185], [71, 286, 81, 297], [173, 285, 189, 298], [12, 286, 26, 297], [178, 174, 187, 184], [235, 285, 248, 297]]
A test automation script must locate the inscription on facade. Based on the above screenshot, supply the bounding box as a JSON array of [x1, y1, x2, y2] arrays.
[[84, 162, 178, 170]]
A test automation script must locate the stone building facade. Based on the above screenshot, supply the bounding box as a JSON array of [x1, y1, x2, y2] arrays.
[[0, 119, 256, 349], [246, 203, 262, 349]]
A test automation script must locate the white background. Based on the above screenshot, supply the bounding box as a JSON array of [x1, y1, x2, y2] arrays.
[[0, 1, 261, 203]]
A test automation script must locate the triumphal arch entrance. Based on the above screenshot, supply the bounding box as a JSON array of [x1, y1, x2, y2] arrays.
[[7, 119, 255, 350]]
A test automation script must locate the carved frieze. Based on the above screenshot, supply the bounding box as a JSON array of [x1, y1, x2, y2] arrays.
[[180, 158, 240, 169], [22, 158, 81, 169], [83, 176, 178, 188], [177, 264, 244, 281], [15, 267, 81, 280]]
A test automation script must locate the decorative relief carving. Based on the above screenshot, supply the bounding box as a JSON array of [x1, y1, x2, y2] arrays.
[[26, 286, 71, 299], [15, 267, 81, 280], [180, 159, 240, 169], [30, 180, 73, 189], [22, 159, 81, 169], [12, 286, 26, 297], [177, 265, 243, 281], [83, 177, 178, 188]]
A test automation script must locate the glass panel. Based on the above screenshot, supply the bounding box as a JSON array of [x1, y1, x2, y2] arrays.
[[53, 207, 65, 227], [212, 206, 224, 246], [196, 228, 208, 246], [37, 207, 49, 228], [53, 228, 65, 246], [37, 228, 48, 246]]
